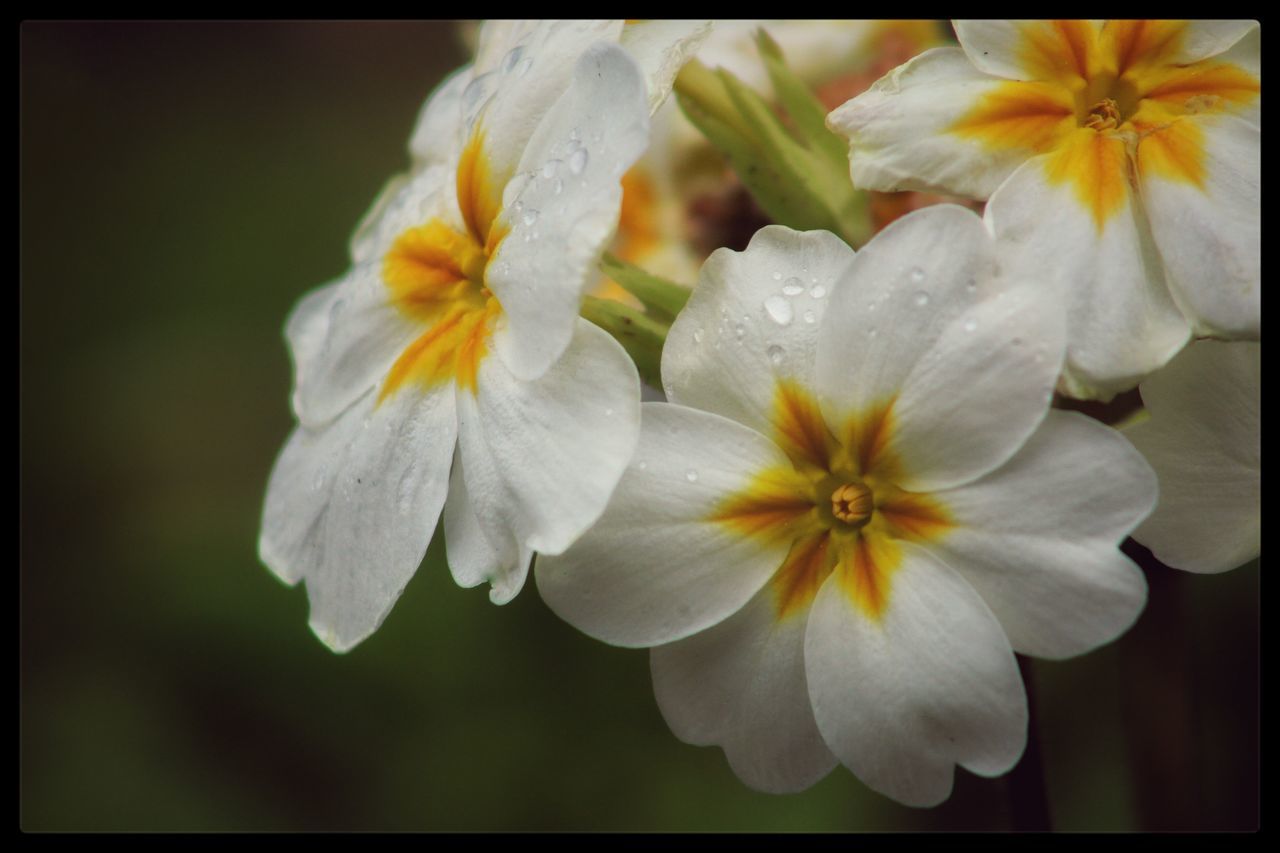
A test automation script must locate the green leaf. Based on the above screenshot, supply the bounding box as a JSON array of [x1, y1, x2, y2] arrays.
[[599, 252, 691, 322], [579, 295, 669, 390]]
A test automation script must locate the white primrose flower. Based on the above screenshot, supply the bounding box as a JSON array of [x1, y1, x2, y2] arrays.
[[260, 21, 709, 652], [1125, 340, 1260, 573], [536, 207, 1157, 806], [828, 20, 1260, 399]]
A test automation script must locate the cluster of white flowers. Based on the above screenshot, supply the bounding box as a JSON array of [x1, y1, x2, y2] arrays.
[[261, 20, 1260, 808]]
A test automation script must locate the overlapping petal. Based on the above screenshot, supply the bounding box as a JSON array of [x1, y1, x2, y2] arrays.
[[536, 403, 798, 648], [651, 585, 837, 794], [828, 48, 1065, 199], [984, 140, 1191, 398], [487, 42, 651, 381], [815, 205, 1064, 491], [1126, 340, 1261, 573], [260, 383, 457, 652], [926, 411, 1153, 659], [805, 541, 1027, 807], [457, 320, 640, 579], [1137, 114, 1260, 339], [662, 226, 855, 438]]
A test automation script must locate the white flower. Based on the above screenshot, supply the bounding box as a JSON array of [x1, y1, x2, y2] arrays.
[[1125, 340, 1260, 573], [536, 207, 1157, 805], [828, 20, 1260, 399], [259, 21, 708, 652]]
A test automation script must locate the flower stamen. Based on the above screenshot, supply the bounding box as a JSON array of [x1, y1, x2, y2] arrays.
[[831, 481, 873, 527], [1084, 98, 1121, 131]]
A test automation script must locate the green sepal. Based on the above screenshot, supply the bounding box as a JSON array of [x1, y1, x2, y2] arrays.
[[599, 252, 692, 322], [580, 295, 669, 390]]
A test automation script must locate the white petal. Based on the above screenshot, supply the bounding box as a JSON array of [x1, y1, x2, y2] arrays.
[[805, 541, 1027, 807], [1138, 114, 1259, 340], [1127, 340, 1260, 573], [458, 319, 640, 568], [927, 411, 1154, 659], [536, 402, 796, 648], [259, 383, 457, 652], [828, 47, 1061, 199], [487, 41, 650, 381], [283, 279, 341, 419], [662, 226, 855, 437], [816, 205, 1063, 491], [465, 21, 624, 180], [651, 585, 837, 794], [291, 262, 421, 428], [954, 20, 1102, 82], [348, 165, 453, 268], [1165, 20, 1259, 66], [408, 67, 470, 167], [619, 20, 712, 112], [984, 137, 1191, 399], [441, 445, 531, 603]]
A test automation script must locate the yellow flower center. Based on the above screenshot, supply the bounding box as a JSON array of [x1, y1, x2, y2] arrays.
[[949, 20, 1259, 229], [380, 131, 508, 400], [709, 379, 951, 624]]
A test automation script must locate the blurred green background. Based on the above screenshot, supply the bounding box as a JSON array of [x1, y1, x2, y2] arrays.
[[19, 21, 1258, 831]]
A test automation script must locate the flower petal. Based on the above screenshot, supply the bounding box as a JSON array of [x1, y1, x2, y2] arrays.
[[259, 383, 457, 652], [815, 204, 1063, 491], [984, 132, 1191, 398], [926, 411, 1153, 659], [828, 47, 1069, 199], [408, 67, 470, 168], [651, 584, 837, 794], [465, 21, 624, 181], [955, 20, 1103, 86], [457, 318, 640, 571], [1137, 114, 1259, 339], [536, 402, 796, 648], [619, 20, 712, 112], [1159, 20, 1259, 67], [442, 445, 531, 603], [662, 225, 856, 438], [487, 41, 650, 381], [1127, 341, 1260, 573], [805, 540, 1027, 807]]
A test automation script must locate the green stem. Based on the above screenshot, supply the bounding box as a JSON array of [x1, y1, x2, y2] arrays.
[[579, 296, 671, 390]]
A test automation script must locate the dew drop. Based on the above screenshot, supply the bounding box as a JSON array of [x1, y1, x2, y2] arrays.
[[910, 266, 926, 282], [604, 407, 614, 417], [541, 158, 561, 178], [782, 277, 805, 296], [763, 295, 793, 326], [772, 272, 783, 281], [553, 178, 563, 195], [522, 208, 539, 226], [734, 322, 746, 340], [809, 284, 827, 299], [803, 309, 816, 324], [516, 57, 533, 77], [913, 291, 930, 307], [568, 147, 589, 174], [963, 319, 977, 332], [636, 460, 648, 471], [685, 469, 699, 483], [767, 344, 785, 364], [692, 328, 704, 343]]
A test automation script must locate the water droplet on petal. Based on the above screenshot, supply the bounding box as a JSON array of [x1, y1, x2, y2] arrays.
[[522, 208, 539, 226], [553, 178, 563, 195], [764, 295, 793, 326], [636, 460, 648, 471], [734, 322, 746, 340], [568, 147, 588, 174], [963, 319, 977, 332], [913, 291, 930, 307], [809, 284, 827, 299], [692, 328, 704, 343], [803, 310, 816, 324], [541, 159, 561, 178], [782, 277, 804, 296], [604, 407, 614, 417], [516, 57, 533, 77], [910, 266, 926, 282], [772, 272, 783, 281], [685, 469, 699, 483], [767, 345, 785, 364]]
